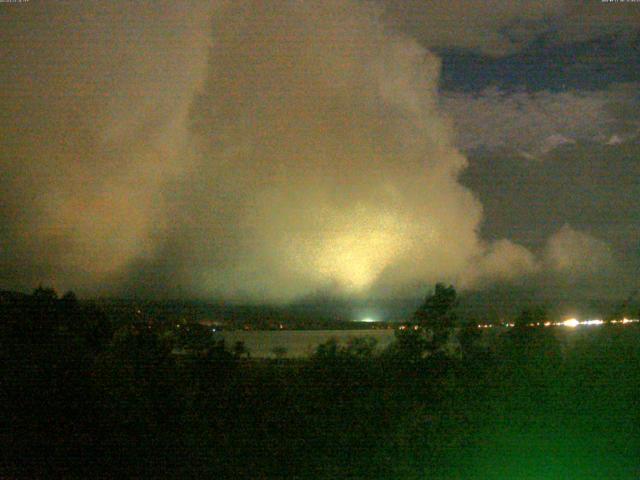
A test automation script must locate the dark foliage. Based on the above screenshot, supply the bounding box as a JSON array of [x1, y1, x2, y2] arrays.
[[2, 287, 640, 478], [415, 283, 458, 347]]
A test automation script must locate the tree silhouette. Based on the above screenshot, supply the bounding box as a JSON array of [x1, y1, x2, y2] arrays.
[[233, 340, 250, 358], [272, 345, 288, 359], [413, 283, 458, 352], [391, 327, 430, 363], [60, 290, 79, 315], [28, 285, 60, 334], [344, 336, 378, 359], [314, 337, 340, 360], [458, 320, 481, 358], [32, 285, 58, 301]]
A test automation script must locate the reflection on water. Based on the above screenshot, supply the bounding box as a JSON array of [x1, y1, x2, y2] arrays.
[[212, 329, 395, 358]]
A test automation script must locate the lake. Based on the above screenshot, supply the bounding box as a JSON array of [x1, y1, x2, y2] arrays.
[[212, 329, 396, 358], [211, 323, 628, 358]]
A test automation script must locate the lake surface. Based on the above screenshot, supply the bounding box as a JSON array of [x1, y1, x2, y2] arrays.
[[211, 323, 631, 358], [212, 329, 396, 358]]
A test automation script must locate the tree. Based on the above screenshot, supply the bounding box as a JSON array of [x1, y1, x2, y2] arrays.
[[314, 337, 340, 360], [174, 322, 218, 353], [60, 290, 79, 309], [313, 336, 379, 363], [28, 285, 60, 334], [233, 340, 250, 358], [93, 325, 181, 476], [344, 336, 378, 359], [78, 303, 113, 353], [413, 283, 458, 351], [391, 327, 430, 363], [458, 320, 481, 358], [271, 345, 288, 359], [32, 285, 58, 301]]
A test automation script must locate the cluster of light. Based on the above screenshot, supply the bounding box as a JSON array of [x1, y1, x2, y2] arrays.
[[560, 318, 639, 328], [357, 317, 378, 323], [582, 319, 604, 326], [397, 325, 420, 331], [474, 318, 639, 329], [611, 318, 638, 325]]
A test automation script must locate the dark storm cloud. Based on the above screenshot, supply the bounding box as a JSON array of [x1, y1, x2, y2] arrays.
[[462, 141, 640, 255], [439, 34, 640, 92], [381, 0, 640, 56], [443, 83, 640, 157]]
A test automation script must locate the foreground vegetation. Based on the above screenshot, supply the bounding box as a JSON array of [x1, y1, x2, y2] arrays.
[[2, 287, 640, 478]]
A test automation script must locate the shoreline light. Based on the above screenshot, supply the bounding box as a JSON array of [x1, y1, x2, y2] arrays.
[[474, 318, 639, 329], [562, 318, 580, 328], [582, 319, 604, 326], [358, 317, 378, 323]]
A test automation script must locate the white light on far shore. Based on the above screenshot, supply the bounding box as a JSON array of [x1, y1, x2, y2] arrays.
[[359, 317, 377, 323], [583, 319, 604, 326], [475, 317, 639, 329], [562, 318, 579, 328]]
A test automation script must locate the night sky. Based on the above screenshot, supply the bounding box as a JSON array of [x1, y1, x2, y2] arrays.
[[1, 1, 639, 303]]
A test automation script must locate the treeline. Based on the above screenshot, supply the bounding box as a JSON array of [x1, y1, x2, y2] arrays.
[[2, 286, 640, 478]]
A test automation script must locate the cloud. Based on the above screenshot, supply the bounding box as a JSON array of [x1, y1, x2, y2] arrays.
[[461, 239, 539, 288], [382, 0, 567, 56], [144, 0, 478, 300], [2, 0, 630, 303], [534, 224, 632, 299], [460, 141, 640, 277], [442, 83, 640, 157], [544, 224, 617, 276], [382, 0, 640, 56], [461, 225, 626, 301], [116, 0, 546, 301], [0, 1, 212, 293]]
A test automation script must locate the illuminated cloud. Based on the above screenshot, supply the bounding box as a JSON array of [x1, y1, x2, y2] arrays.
[[116, 0, 544, 301], [151, 0, 488, 300], [461, 239, 539, 288], [1, 1, 634, 302], [1, 1, 212, 291], [544, 224, 617, 276]]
